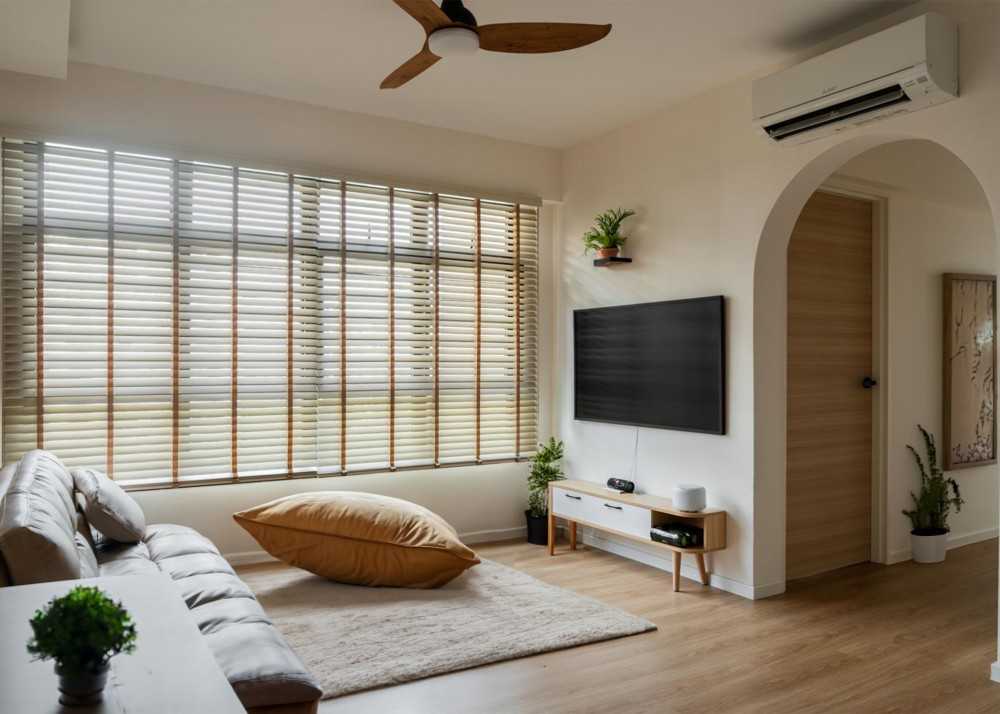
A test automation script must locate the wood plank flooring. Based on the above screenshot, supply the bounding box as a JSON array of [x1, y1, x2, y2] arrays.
[[238, 538, 1000, 714]]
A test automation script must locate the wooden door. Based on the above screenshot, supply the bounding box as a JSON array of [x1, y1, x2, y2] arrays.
[[786, 191, 874, 581]]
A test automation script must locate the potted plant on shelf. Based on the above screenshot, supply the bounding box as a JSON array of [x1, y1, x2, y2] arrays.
[[27, 585, 138, 706], [583, 207, 636, 259], [903, 425, 964, 564], [525, 437, 566, 545]]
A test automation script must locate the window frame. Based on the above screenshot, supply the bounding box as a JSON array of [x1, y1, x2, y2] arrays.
[[0, 137, 540, 490]]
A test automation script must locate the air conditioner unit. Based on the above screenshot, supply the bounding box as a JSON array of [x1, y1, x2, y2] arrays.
[[752, 13, 957, 144]]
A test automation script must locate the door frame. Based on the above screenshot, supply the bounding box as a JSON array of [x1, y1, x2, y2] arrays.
[[791, 178, 890, 567]]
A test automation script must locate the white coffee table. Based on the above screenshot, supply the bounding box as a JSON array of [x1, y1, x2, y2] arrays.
[[0, 573, 245, 713]]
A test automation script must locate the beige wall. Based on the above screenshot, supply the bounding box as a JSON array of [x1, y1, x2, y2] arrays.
[[2, 0, 1000, 611], [0, 62, 561, 203], [558, 1, 1000, 598], [0, 61, 563, 557]]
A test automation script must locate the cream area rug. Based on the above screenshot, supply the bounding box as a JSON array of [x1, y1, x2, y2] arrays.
[[249, 558, 656, 699]]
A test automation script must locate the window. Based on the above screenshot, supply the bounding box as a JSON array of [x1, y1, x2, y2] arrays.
[[1, 139, 538, 487]]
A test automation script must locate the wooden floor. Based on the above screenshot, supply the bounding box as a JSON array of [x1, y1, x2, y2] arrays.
[[241, 538, 1000, 714]]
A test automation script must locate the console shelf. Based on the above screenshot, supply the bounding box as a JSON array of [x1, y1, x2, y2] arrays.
[[547, 479, 727, 592]]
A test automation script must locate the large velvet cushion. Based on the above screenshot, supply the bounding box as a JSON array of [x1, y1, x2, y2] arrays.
[[233, 492, 480, 588], [71, 467, 146, 543]]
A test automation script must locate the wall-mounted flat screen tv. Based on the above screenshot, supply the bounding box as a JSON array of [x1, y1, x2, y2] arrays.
[[574, 296, 725, 434]]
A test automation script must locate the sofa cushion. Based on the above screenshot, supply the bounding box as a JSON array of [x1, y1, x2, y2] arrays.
[[130, 523, 321, 709], [95, 541, 161, 578], [0, 450, 84, 584], [233, 491, 480, 588], [72, 467, 146, 543]]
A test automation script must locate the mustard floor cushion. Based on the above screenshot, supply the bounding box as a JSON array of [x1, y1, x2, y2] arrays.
[[233, 492, 480, 588]]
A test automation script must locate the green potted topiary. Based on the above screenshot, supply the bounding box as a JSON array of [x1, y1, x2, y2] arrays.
[[903, 425, 964, 563], [583, 208, 636, 259], [525, 437, 566, 545], [27, 585, 138, 706]]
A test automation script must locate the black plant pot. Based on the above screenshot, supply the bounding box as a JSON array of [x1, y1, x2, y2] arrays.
[[525, 510, 549, 546], [56, 662, 110, 706]]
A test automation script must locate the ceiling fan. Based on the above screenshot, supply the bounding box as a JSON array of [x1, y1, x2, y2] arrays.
[[382, 0, 612, 89]]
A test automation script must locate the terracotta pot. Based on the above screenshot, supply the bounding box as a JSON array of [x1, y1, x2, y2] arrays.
[[596, 247, 620, 259], [56, 661, 110, 706]]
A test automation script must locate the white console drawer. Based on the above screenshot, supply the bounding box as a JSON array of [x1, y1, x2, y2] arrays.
[[589, 498, 651, 539], [552, 487, 589, 521], [552, 487, 652, 540]]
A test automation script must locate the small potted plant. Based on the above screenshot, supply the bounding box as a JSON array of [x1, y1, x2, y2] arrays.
[[903, 425, 964, 564], [583, 207, 636, 259], [525, 437, 566, 545], [27, 585, 138, 706]]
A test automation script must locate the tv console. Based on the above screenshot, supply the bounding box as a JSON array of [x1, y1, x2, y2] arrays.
[[547, 479, 727, 592]]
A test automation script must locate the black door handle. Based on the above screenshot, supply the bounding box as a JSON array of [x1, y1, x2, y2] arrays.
[[603, 503, 623, 511], [862, 376, 878, 389]]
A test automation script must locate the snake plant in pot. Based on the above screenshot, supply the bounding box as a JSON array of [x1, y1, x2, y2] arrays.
[[525, 438, 565, 545], [903, 425, 964, 563], [27, 585, 138, 706]]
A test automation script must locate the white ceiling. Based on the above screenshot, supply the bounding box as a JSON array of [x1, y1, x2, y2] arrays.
[[62, 0, 918, 148]]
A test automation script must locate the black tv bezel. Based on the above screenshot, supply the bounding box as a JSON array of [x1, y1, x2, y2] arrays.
[[572, 295, 726, 435]]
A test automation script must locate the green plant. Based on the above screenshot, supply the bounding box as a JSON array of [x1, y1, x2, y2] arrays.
[[527, 437, 566, 517], [902, 425, 964, 534], [27, 586, 137, 674], [582, 207, 636, 254]]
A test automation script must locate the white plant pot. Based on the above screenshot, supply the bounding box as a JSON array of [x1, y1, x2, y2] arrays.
[[911, 531, 948, 563]]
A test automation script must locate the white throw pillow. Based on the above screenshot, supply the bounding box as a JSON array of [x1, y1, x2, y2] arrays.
[[71, 467, 147, 544]]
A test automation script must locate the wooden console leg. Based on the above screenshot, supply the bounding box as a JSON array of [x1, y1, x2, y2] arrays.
[[672, 551, 681, 592], [570, 521, 577, 550], [547, 511, 555, 556], [696, 553, 709, 586]]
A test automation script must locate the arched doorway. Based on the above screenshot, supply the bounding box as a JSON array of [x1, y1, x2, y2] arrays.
[[753, 135, 999, 590]]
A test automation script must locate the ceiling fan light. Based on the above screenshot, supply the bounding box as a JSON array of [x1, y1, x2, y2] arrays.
[[428, 27, 479, 58]]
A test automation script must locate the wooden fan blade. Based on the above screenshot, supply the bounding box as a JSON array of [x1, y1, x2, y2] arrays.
[[478, 23, 612, 54], [380, 44, 441, 89], [393, 0, 451, 34]]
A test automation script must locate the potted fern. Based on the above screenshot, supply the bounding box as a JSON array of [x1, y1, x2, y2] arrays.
[[27, 585, 138, 706], [583, 208, 636, 259], [903, 425, 964, 563], [525, 438, 565, 545]]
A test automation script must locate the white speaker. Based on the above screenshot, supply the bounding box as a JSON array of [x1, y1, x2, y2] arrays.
[[673, 484, 706, 512]]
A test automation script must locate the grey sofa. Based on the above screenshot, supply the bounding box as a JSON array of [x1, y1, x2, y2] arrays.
[[0, 450, 321, 714]]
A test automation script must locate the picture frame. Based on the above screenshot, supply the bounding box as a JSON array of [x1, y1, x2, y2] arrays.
[[943, 273, 997, 471]]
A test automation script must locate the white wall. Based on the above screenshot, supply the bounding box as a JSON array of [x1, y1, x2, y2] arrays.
[[0, 62, 563, 557], [832, 141, 998, 562], [557, 0, 1000, 598], [134, 463, 530, 559]]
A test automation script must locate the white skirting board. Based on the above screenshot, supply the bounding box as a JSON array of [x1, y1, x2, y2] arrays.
[[225, 525, 527, 567], [886, 526, 998, 565]]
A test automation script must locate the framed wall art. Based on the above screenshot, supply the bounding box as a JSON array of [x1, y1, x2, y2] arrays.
[[943, 273, 997, 470]]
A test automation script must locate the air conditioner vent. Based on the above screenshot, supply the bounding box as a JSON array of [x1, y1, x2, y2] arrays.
[[764, 85, 910, 141]]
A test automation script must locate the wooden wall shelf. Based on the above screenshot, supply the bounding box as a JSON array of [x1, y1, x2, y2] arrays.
[[593, 256, 632, 267], [548, 479, 727, 592]]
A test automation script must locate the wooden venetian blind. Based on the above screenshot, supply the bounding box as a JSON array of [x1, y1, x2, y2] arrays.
[[1, 139, 539, 487]]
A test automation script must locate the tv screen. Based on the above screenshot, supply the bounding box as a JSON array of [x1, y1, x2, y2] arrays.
[[574, 296, 725, 434]]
